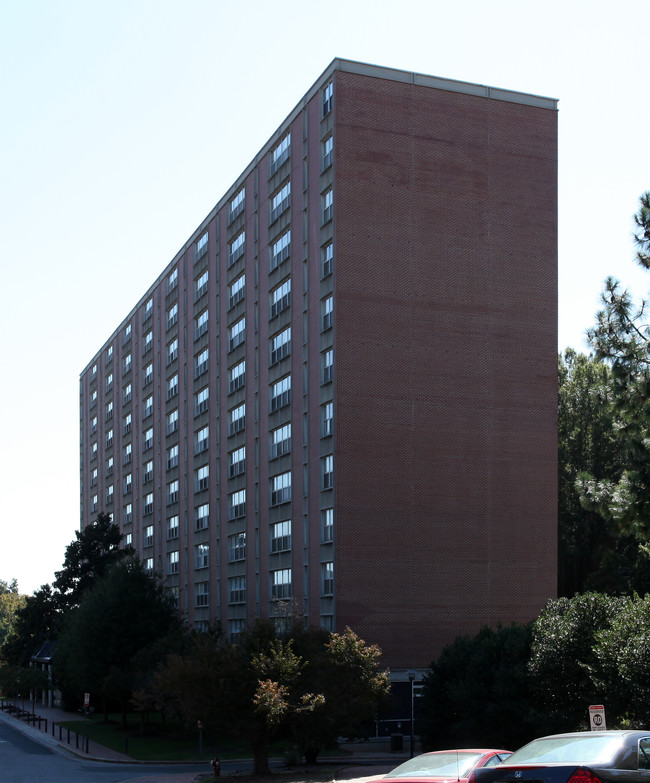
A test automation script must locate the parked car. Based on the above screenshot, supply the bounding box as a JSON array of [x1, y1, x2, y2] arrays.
[[474, 730, 650, 783], [373, 749, 513, 783]]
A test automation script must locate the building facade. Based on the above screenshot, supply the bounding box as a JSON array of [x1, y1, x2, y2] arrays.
[[79, 59, 558, 670]]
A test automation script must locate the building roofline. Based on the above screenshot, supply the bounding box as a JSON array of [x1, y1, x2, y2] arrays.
[[79, 58, 557, 376]]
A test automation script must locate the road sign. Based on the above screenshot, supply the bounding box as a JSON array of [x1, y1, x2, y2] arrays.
[[589, 704, 606, 731], [84, 693, 90, 707]]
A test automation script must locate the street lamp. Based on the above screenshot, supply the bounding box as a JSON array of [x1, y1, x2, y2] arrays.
[[407, 669, 416, 758]]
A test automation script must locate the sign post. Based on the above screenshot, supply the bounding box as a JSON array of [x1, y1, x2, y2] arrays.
[[589, 704, 606, 731]]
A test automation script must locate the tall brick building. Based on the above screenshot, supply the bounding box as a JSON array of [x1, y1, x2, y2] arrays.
[[79, 59, 558, 672]]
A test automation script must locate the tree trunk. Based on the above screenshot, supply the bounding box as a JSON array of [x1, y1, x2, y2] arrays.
[[252, 731, 271, 775], [304, 746, 321, 764]]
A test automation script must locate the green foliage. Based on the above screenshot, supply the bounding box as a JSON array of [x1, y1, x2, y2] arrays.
[[1, 584, 60, 667], [558, 350, 626, 595], [529, 593, 624, 732], [54, 556, 182, 720], [0, 585, 25, 653], [418, 624, 535, 751]]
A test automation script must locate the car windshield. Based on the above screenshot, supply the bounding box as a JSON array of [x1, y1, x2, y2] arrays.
[[388, 752, 484, 778], [506, 735, 623, 765]]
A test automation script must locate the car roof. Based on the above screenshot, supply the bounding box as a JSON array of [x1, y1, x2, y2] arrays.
[[536, 731, 650, 740]]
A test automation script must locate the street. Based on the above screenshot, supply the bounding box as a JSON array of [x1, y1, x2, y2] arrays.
[[0, 717, 205, 782]]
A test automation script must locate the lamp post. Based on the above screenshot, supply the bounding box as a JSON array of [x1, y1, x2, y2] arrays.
[[407, 669, 416, 758]]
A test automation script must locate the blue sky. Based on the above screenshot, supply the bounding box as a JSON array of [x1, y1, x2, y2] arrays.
[[1, 0, 649, 594]]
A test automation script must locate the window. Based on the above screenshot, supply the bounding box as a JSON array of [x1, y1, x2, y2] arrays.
[[144, 557, 154, 573], [144, 297, 153, 321], [228, 575, 246, 604], [167, 303, 178, 329], [195, 581, 209, 607], [143, 330, 153, 354], [167, 338, 178, 365], [91, 363, 97, 376], [105, 484, 113, 504], [228, 532, 246, 561], [123, 383, 132, 404], [195, 503, 210, 530], [123, 353, 132, 374], [196, 231, 208, 261], [195, 543, 210, 570], [195, 464, 209, 493], [143, 362, 153, 386], [124, 323, 132, 343], [228, 360, 246, 394], [271, 568, 292, 600], [91, 389, 97, 407], [167, 267, 178, 292], [105, 400, 113, 421], [321, 241, 333, 277], [91, 442, 98, 460], [270, 230, 290, 271], [270, 278, 291, 317], [167, 444, 179, 470], [143, 427, 153, 450], [144, 525, 154, 547], [270, 133, 290, 175], [167, 479, 179, 505], [91, 494, 98, 512], [90, 416, 97, 435], [125, 532, 133, 547], [123, 442, 132, 465], [195, 425, 209, 454], [167, 550, 179, 575], [322, 80, 333, 116], [321, 562, 334, 596], [144, 460, 153, 483], [106, 345, 113, 362], [167, 515, 179, 539], [229, 403, 246, 435], [124, 503, 133, 524], [195, 348, 209, 378], [105, 373, 113, 392], [195, 269, 209, 299], [322, 454, 334, 490], [228, 489, 246, 520], [167, 374, 178, 400], [270, 181, 291, 223], [322, 188, 333, 224], [270, 423, 291, 458], [322, 348, 333, 383], [271, 471, 291, 505], [167, 408, 178, 435], [90, 468, 97, 487], [144, 395, 153, 418], [229, 231, 245, 265], [228, 318, 245, 351], [229, 187, 245, 222], [270, 327, 291, 364], [322, 295, 333, 331], [195, 309, 209, 340], [228, 274, 246, 308], [144, 493, 154, 514], [322, 402, 333, 437], [105, 428, 113, 448], [106, 456, 114, 476], [271, 520, 291, 552], [228, 446, 246, 477], [322, 135, 333, 170], [195, 386, 209, 415], [229, 618, 246, 643], [270, 375, 291, 412]]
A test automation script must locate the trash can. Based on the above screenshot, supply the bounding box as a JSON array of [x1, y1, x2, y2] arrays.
[[391, 733, 404, 752]]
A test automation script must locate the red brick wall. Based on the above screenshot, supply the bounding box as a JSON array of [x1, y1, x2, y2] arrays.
[[333, 71, 558, 667]]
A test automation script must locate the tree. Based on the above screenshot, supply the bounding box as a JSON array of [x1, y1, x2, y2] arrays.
[[54, 556, 182, 721], [418, 624, 535, 751], [53, 512, 129, 611], [1, 584, 60, 668], [0, 580, 25, 652], [558, 350, 627, 595], [528, 592, 624, 732], [584, 192, 650, 543]]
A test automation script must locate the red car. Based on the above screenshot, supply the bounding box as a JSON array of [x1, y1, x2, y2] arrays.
[[373, 749, 513, 783]]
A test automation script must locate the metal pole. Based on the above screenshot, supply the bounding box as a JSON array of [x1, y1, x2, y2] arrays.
[[407, 669, 416, 758]]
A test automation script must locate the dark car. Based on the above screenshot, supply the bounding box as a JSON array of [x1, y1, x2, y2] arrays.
[[474, 730, 650, 783], [372, 749, 513, 783]]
